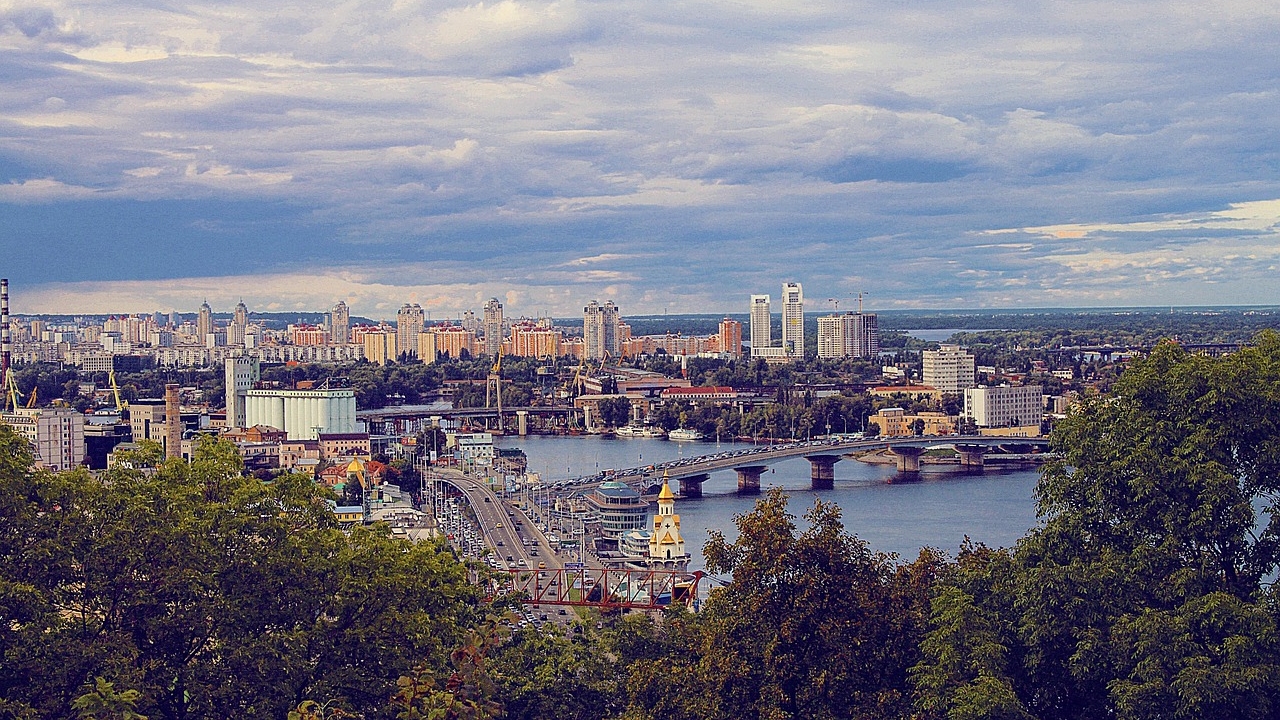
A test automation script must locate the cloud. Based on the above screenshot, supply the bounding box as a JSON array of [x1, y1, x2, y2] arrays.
[[0, 0, 1278, 311], [0, 177, 96, 202]]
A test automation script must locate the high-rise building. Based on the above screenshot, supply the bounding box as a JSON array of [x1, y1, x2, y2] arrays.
[[718, 318, 743, 357], [817, 315, 844, 359], [510, 321, 561, 358], [396, 303, 424, 358], [963, 385, 1044, 429], [482, 298, 504, 357], [583, 300, 620, 360], [749, 295, 771, 355], [1, 406, 85, 472], [196, 301, 214, 343], [781, 282, 804, 358], [923, 344, 977, 393], [363, 329, 397, 366], [331, 301, 350, 345], [228, 301, 248, 346], [417, 331, 437, 364], [461, 310, 479, 334], [224, 354, 261, 429], [816, 312, 880, 359]]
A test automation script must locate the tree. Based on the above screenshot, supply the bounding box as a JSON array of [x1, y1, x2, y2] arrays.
[[865, 421, 881, 438], [0, 432, 481, 720], [625, 488, 941, 720], [915, 334, 1280, 720]]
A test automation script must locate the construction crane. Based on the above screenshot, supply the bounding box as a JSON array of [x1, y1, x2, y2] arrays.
[[4, 372, 21, 412], [486, 348, 504, 432], [108, 368, 129, 415], [826, 292, 869, 314]]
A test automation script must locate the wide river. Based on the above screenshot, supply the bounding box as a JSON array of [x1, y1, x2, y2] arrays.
[[495, 434, 1044, 572]]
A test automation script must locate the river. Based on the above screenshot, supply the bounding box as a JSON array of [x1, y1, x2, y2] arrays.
[[495, 434, 1043, 572]]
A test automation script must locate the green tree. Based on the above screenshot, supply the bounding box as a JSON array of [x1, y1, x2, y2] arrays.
[[915, 334, 1280, 720], [0, 431, 481, 720], [625, 488, 941, 720]]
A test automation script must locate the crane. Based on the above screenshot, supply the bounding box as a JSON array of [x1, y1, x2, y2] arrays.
[[4, 373, 22, 413], [108, 368, 129, 415], [25, 386, 36, 408], [486, 348, 504, 432]]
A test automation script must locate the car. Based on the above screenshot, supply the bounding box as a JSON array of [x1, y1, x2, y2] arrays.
[[483, 497, 491, 502], [558, 608, 567, 615], [497, 540, 504, 546], [538, 561, 546, 569]]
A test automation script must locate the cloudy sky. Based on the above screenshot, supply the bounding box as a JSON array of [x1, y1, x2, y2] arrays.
[[2, 0, 1279, 318]]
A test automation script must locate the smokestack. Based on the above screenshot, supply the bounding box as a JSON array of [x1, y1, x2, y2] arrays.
[[1, 279, 10, 402], [165, 383, 182, 461]]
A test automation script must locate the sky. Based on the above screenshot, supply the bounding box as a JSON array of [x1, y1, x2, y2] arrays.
[[2, 0, 1279, 319]]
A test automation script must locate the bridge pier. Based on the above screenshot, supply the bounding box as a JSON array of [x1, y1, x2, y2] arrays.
[[516, 410, 528, 437], [890, 446, 924, 474], [735, 466, 767, 494], [807, 455, 840, 490], [678, 474, 708, 498], [954, 444, 985, 471]]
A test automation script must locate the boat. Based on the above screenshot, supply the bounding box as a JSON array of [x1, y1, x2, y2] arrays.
[[616, 424, 667, 438], [667, 428, 704, 441]]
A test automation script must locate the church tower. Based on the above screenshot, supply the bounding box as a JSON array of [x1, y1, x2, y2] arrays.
[[648, 473, 689, 569]]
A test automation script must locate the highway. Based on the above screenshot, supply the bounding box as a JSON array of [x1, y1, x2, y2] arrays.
[[427, 467, 575, 626]]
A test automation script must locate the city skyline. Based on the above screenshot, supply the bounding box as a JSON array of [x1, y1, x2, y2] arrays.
[[2, 2, 1279, 316]]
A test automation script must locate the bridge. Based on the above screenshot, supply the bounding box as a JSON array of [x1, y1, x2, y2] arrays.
[[569, 435, 1051, 497], [358, 404, 576, 435]]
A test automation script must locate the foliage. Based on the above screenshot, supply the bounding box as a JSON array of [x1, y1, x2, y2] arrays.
[[914, 332, 1280, 719], [625, 488, 942, 720], [0, 432, 480, 720]]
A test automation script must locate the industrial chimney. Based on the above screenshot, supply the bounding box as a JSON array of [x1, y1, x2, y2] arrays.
[[165, 383, 182, 460]]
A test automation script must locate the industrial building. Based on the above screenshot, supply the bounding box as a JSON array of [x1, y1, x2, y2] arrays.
[[244, 386, 357, 440]]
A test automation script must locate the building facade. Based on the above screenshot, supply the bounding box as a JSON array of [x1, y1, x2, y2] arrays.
[[817, 312, 881, 359], [331, 301, 351, 345], [781, 282, 804, 358], [963, 385, 1044, 428], [482, 298, 503, 357], [397, 304, 425, 359], [587, 480, 650, 541], [244, 387, 358, 441], [749, 294, 771, 355], [363, 330, 397, 366], [583, 300, 620, 360], [2, 407, 85, 471], [224, 354, 261, 429], [718, 318, 742, 357], [923, 344, 977, 393]]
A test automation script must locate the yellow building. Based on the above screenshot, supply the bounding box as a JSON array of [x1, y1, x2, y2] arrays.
[[363, 330, 397, 366], [648, 476, 689, 569]]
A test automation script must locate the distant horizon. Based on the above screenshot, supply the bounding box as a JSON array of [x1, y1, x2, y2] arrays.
[[13, 303, 1280, 324]]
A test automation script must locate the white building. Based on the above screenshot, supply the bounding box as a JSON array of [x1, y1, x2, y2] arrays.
[[749, 294, 771, 355], [781, 282, 804, 358], [482, 298, 504, 357], [923, 344, 976, 393], [964, 385, 1044, 428], [447, 432, 495, 466], [818, 312, 881, 359], [244, 387, 357, 440], [2, 407, 85, 471], [583, 300, 620, 360], [224, 354, 261, 429]]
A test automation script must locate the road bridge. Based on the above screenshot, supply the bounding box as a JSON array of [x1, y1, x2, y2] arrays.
[[566, 435, 1051, 497], [359, 405, 576, 435]]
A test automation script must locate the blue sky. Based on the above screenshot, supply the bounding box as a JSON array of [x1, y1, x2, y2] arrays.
[[2, 0, 1279, 319]]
